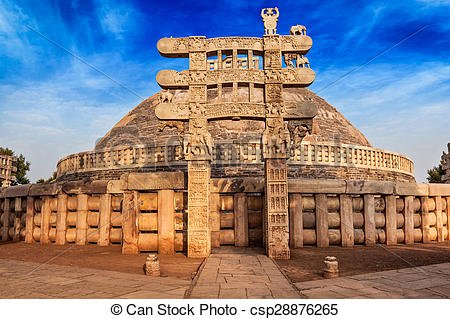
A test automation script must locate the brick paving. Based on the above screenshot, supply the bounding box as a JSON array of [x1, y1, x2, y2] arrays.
[[295, 262, 450, 298], [0, 259, 190, 298], [188, 248, 301, 298]]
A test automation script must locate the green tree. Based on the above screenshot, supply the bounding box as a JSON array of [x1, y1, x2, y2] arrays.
[[0, 147, 31, 185], [36, 171, 57, 184], [426, 162, 445, 183]]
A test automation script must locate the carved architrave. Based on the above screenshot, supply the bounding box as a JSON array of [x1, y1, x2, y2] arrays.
[[282, 68, 315, 86], [280, 35, 313, 52], [156, 102, 265, 121], [189, 36, 206, 52], [157, 68, 315, 88], [156, 69, 266, 88], [284, 100, 318, 119], [155, 102, 190, 120], [157, 35, 312, 56]]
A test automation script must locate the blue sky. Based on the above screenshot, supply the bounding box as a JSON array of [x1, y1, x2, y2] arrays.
[[0, 0, 449, 182]]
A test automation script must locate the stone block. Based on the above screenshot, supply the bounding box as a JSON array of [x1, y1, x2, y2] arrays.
[[4, 184, 31, 198], [346, 180, 395, 195], [428, 184, 450, 196], [126, 172, 185, 190], [395, 182, 428, 196], [288, 179, 346, 194]]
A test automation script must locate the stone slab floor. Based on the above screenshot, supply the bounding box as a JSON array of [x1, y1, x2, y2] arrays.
[[187, 247, 300, 298], [0, 258, 190, 298], [1, 248, 450, 298], [295, 262, 450, 298]]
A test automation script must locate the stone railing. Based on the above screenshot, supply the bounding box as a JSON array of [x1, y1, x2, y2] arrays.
[[56, 141, 414, 177], [2, 175, 450, 253], [0, 172, 187, 255], [210, 178, 450, 247], [290, 142, 414, 176]]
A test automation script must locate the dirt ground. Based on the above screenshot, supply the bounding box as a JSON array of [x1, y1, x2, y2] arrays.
[[0, 242, 203, 280], [276, 242, 450, 283]]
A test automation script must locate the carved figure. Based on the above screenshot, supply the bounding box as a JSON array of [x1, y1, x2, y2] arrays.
[[262, 119, 290, 157], [189, 103, 206, 116], [184, 118, 213, 158], [288, 122, 310, 151], [298, 55, 310, 68], [290, 24, 307, 36], [159, 89, 173, 104], [284, 53, 297, 68], [261, 7, 279, 35]]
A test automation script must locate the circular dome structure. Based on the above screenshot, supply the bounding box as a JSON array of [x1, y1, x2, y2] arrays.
[[56, 87, 414, 183]]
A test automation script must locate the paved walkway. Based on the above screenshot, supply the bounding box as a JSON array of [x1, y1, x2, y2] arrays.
[[2, 250, 450, 298], [295, 262, 450, 298], [0, 259, 190, 298], [188, 248, 301, 298]]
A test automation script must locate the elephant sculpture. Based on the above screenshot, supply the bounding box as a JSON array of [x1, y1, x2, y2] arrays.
[[290, 25, 307, 36], [159, 89, 173, 104]]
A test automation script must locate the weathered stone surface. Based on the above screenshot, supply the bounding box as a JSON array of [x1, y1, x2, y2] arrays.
[[61, 180, 108, 194], [428, 183, 450, 196], [4, 184, 31, 198], [29, 183, 59, 196], [346, 180, 395, 194], [288, 179, 346, 194], [125, 172, 185, 190], [395, 182, 428, 196]]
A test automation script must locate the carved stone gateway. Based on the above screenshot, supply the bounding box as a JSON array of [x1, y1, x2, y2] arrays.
[[154, 8, 316, 258]]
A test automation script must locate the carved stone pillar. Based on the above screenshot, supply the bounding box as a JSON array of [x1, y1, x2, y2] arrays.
[[186, 37, 211, 258], [263, 34, 290, 259]]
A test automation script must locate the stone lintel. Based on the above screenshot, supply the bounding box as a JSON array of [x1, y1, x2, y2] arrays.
[[4, 184, 32, 198], [288, 179, 346, 194], [125, 172, 186, 190], [29, 183, 60, 196], [61, 180, 109, 195], [394, 182, 429, 196], [428, 183, 450, 196], [210, 178, 265, 193], [346, 180, 395, 195]]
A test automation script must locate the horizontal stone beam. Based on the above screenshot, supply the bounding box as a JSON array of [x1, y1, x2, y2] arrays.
[[157, 35, 312, 57], [155, 101, 317, 121], [288, 179, 346, 194], [4, 184, 32, 198], [61, 180, 109, 194], [123, 172, 186, 190], [156, 68, 315, 88], [210, 178, 265, 193]]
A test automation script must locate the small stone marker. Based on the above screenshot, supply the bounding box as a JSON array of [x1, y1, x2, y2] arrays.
[[144, 254, 160, 277], [323, 256, 339, 279]]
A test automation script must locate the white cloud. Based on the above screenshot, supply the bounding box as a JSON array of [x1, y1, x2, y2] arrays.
[[313, 62, 450, 182], [96, 0, 139, 39]]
